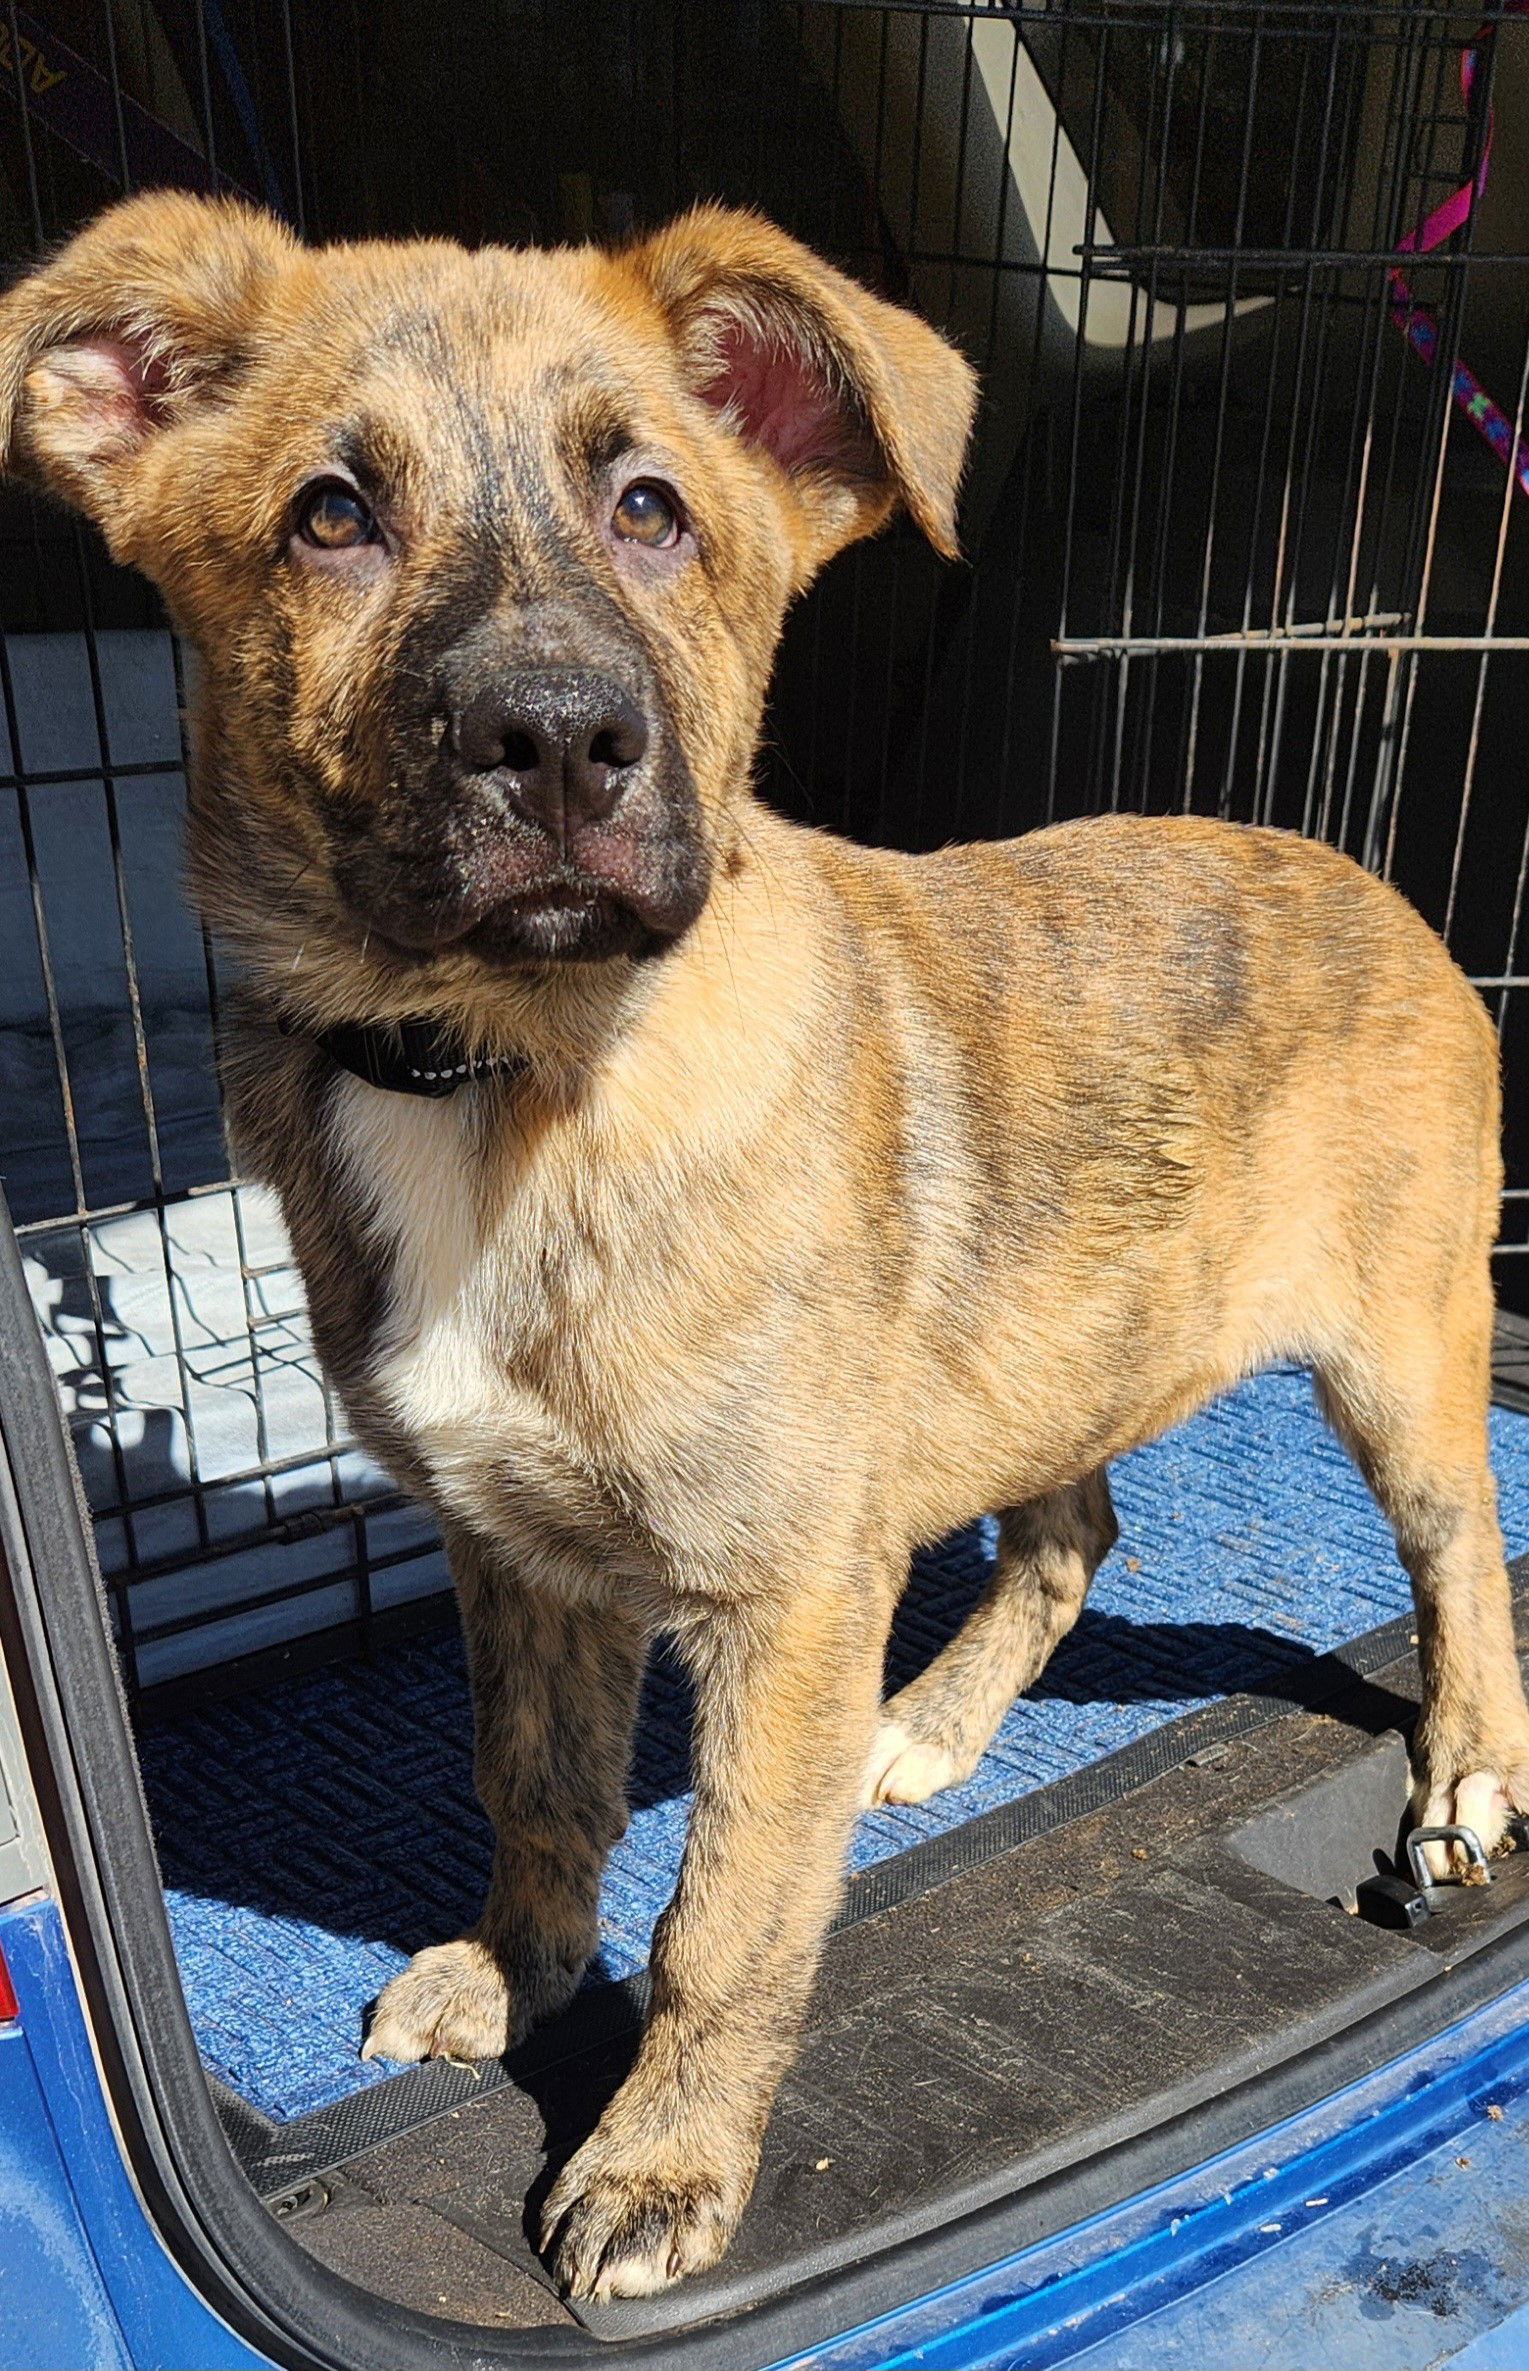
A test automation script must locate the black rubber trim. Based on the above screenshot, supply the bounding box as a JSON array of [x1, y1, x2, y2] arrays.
[[617, 1917, 1529, 2359], [223, 1595, 1447, 2198], [4, 1183, 1529, 2368], [221, 1973, 650, 2201]]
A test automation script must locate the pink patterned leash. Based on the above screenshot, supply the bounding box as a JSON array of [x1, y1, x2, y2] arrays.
[[1387, 5, 1529, 499]]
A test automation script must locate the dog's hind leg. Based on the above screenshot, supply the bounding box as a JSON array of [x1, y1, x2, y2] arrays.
[[363, 1526, 644, 2066], [862, 1469, 1118, 1808], [1314, 1274, 1529, 1878]]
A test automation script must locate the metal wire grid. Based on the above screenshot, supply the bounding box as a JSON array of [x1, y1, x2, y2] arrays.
[[3, 1, 1528, 1698], [3, 0, 446, 1695], [760, 1, 1529, 1248]]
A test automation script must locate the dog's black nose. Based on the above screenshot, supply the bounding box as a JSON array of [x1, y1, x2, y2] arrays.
[[451, 669, 649, 842]]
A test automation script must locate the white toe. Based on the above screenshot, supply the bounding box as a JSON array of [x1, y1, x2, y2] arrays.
[[1456, 1770, 1511, 1863], [1416, 1771, 1513, 1881], [860, 1719, 962, 1808]]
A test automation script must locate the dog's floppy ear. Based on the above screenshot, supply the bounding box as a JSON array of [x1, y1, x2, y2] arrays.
[[626, 206, 978, 576], [0, 191, 294, 550]]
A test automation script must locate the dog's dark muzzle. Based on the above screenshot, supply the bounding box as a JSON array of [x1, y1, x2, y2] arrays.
[[330, 664, 710, 967]]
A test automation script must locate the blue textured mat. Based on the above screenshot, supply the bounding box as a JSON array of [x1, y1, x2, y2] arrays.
[[137, 1367, 1529, 2126]]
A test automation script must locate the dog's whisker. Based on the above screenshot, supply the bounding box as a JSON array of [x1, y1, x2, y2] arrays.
[[730, 808, 786, 942]]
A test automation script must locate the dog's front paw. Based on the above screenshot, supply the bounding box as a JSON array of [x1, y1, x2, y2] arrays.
[[362, 1935, 575, 2064], [540, 2132, 752, 2301]]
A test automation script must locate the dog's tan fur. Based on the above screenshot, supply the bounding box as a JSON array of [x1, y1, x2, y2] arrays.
[[5, 194, 1527, 2303]]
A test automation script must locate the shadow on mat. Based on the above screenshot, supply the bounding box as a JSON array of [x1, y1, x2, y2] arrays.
[[134, 1519, 1415, 1967], [890, 1522, 1413, 1731]]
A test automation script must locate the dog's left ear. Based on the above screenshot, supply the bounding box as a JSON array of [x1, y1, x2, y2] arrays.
[[626, 206, 978, 578], [0, 191, 295, 555]]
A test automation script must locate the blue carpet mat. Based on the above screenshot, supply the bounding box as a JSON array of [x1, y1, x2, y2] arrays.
[[137, 1367, 1529, 2126]]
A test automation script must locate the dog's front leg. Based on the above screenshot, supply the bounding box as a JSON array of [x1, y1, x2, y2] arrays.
[[541, 1571, 887, 2301], [364, 1526, 645, 2065]]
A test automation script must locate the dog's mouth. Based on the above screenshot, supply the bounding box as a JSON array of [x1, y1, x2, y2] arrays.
[[459, 880, 674, 965], [336, 856, 706, 970]]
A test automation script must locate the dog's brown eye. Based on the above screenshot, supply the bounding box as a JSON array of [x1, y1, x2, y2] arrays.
[[297, 481, 376, 550], [612, 482, 680, 547]]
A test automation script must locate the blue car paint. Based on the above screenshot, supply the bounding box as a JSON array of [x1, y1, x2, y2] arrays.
[[0, 1895, 272, 2371], [7, 1870, 1529, 2371], [773, 1975, 1529, 2370], [1060, 2070, 1529, 2368], [0, 2010, 128, 2371], [1446, 2294, 1529, 2369]]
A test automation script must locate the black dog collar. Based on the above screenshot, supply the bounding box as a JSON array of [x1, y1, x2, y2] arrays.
[[292, 1016, 523, 1099]]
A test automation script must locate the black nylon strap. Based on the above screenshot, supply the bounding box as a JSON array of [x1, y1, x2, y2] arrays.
[[301, 1016, 522, 1098]]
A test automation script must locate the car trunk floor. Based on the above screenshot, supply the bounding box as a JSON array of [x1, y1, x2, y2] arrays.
[[267, 1604, 1529, 2340], [125, 1363, 1529, 2337]]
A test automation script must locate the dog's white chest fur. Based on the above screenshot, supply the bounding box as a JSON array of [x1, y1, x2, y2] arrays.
[[337, 1082, 500, 1431], [330, 1080, 636, 1584]]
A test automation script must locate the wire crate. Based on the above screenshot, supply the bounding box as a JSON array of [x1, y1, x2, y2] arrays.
[[4, 0, 1528, 1703]]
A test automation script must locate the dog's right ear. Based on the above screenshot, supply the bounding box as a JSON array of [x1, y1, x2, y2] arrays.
[[0, 192, 294, 552], [624, 207, 978, 585]]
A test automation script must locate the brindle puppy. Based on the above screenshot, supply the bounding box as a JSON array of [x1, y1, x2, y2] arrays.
[[4, 194, 1527, 2302]]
